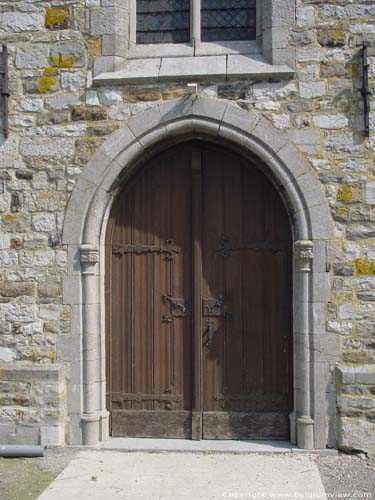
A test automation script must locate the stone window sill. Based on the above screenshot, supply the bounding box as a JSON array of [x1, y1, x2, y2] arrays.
[[128, 40, 260, 59], [93, 54, 295, 86]]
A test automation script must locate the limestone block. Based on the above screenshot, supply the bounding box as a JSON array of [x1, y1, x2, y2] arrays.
[[300, 81, 326, 99], [0, 348, 16, 362], [46, 94, 81, 110], [0, 303, 37, 322], [365, 182, 375, 205], [313, 114, 348, 130], [39, 304, 62, 321], [15, 45, 49, 69], [41, 426, 65, 445], [90, 7, 127, 36], [50, 42, 86, 68], [61, 72, 86, 92], [288, 129, 321, 154], [296, 7, 315, 27], [338, 419, 375, 451], [325, 133, 363, 154], [0, 12, 44, 32], [20, 137, 75, 158]]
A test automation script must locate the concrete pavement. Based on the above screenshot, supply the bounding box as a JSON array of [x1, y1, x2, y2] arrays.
[[38, 447, 327, 500]]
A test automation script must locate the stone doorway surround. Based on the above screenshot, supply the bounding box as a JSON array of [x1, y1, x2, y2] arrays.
[[62, 96, 335, 448]]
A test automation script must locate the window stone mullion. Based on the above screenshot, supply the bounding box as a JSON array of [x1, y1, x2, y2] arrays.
[[191, 0, 201, 49]]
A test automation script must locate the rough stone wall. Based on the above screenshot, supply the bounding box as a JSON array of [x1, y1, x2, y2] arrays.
[[0, 0, 374, 448]]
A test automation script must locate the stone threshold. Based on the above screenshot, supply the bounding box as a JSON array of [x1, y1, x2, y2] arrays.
[[90, 438, 338, 455], [93, 55, 295, 85]]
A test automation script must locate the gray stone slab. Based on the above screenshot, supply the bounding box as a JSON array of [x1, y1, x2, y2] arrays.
[[159, 56, 227, 81], [94, 58, 161, 85], [101, 438, 293, 454], [227, 55, 295, 80], [334, 365, 375, 385]]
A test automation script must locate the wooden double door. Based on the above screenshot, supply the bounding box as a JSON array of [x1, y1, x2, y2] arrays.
[[106, 141, 293, 440]]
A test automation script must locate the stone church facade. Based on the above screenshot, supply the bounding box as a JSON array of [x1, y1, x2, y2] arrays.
[[0, 0, 375, 450]]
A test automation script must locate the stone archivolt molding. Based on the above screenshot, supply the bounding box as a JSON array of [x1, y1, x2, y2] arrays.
[[62, 96, 334, 449]]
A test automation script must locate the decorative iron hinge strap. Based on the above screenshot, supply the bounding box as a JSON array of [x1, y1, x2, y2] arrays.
[[112, 239, 181, 261], [217, 237, 286, 258]]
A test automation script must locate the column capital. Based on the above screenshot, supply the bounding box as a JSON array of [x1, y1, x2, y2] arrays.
[[295, 240, 313, 272], [80, 244, 99, 275]]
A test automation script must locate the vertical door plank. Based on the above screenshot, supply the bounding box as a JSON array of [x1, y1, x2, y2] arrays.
[[192, 147, 203, 440]]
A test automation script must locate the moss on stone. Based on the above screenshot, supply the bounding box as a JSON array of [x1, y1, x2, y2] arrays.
[[347, 63, 359, 75], [31, 351, 42, 362], [337, 186, 353, 203], [354, 259, 375, 277], [3, 214, 15, 222], [85, 38, 101, 57], [44, 67, 58, 76], [37, 74, 56, 93], [331, 30, 345, 42], [50, 54, 76, 68], [45, 8, 68, 29]]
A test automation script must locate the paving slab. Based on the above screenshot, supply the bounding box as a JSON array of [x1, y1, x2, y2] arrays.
[[38, 450, 326, 500], [100, 437, 294, 454]]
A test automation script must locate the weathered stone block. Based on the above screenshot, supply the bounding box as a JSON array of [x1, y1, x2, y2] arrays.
[[0, 348, 16, 362], [313, 114, 348, 130], [20, 138, 75, 159], [15, 45, 49, 69], [46, 94, 81, 110], [317, 30, 346, 48], [50, 42, 86, 68], [0, 282, 36, 298], [45, 7, 70, 30], [61, 72, 86, 92], [72, 107, 108, 122], [37, 111, 70, 126], [300, 81, 326, 99], [0, 12, 44, 33], [125, 89, 162, 103], [338, 419, 375, 451], [32, 213, 56, 232]]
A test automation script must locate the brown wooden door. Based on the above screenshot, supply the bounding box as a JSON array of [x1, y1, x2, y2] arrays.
[[200, 146, 293, 439], [106, 141, 293, 440]]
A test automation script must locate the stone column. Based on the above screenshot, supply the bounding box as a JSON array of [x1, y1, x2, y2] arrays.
[[80, 244, 103, 445], [294, 240, 315, 449]]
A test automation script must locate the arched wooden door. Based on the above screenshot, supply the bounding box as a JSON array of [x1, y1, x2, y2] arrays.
[[105, 141, 293, 440]]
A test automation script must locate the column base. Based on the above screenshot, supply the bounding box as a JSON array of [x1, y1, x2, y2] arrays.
[[297, 417, 315, 449], [81, 411, 109, 445], [289, 411, 297, 445]]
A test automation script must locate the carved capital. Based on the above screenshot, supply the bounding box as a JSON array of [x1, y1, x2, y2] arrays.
[[295, 240, 313, 272], [80, 244, 99, 275]]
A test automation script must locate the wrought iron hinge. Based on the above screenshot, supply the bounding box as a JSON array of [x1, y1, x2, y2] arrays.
[[162, 295, 191, 323], [362, 41, 372, 138], [112, 239, 181, 261], [203, 296, 226, 317], [1, 45, 9, 139], [217, 237, 285, 258]]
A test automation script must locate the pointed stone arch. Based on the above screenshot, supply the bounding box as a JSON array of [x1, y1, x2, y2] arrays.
[[62, 96, 336, 448]]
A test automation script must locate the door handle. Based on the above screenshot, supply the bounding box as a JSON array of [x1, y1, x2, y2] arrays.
[[205, 319, 214, 351]]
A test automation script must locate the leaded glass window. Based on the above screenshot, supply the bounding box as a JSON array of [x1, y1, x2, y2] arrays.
[[201, 0, 256, 42], [136, 0, 190, 44]]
